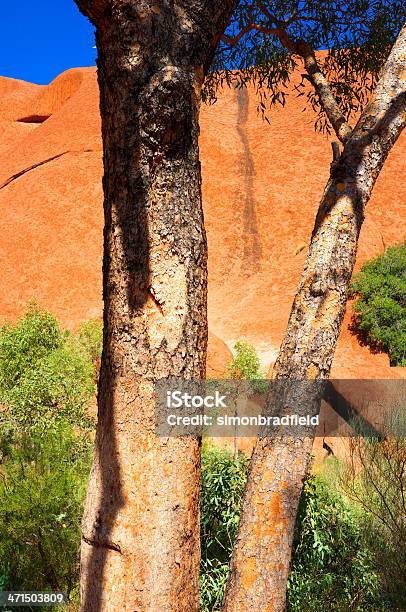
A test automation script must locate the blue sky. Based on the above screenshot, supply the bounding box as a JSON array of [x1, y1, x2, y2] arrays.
[[0, 1, 96, 85]]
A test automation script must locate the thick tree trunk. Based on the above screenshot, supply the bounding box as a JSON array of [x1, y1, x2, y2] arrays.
[[73, 2, 237, 610], [223, 23, 406, 612]]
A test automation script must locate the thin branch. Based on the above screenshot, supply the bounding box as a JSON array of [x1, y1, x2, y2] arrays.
[[221, 18, 353, 142], [257, 2, 283, 25], [222, 23, 279, 47], [257, 4, 364, 28]]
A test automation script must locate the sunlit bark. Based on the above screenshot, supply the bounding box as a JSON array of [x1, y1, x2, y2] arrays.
[[73, 1, 237, 610], [223, 21, 406, 612]]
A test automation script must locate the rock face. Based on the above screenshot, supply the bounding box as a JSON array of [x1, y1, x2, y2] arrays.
[[0, 67, 404, 380]]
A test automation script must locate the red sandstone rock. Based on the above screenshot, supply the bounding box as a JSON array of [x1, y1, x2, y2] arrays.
[[207, 332, 233, 378], [0, 67, 404, 380]]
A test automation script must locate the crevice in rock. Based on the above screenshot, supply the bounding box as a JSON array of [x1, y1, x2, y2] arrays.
[[0, 152, 69, 191], [0, 149, 100, 191], [17, 114, 51, 124]]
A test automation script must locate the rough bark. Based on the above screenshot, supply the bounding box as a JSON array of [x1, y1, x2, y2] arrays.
[[223, 22, 406, 612], [72, 1, 237, 610], [295, 41, 353, 143]]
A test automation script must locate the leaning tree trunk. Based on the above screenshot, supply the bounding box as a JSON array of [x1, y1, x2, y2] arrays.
[[223, 22, 406, 612], [73, 1, 237, 610]]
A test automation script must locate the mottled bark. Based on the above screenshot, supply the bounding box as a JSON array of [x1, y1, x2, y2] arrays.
[[72, 1, 237, 610], [223, 22, 406, 612], [295, 41, 353, 143]]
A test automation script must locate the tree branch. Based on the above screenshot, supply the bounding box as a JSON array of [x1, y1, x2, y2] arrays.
[[221, 14, 353, 143], [222, 23, 279, 48], [257, 2, 282, 25], [295, 41, 353, 143]]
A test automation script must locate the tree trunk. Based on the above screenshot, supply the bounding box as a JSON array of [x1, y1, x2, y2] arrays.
[[223, 22, 406, 612], [73, 2, 237, 610]]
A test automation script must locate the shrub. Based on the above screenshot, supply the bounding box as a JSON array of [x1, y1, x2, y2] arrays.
[[76, 318, 103, 367], [0, 303, 62, 393], [287, 474, 386, 611], [200, 444, 249, 611], [226, 341, 268, 401], [0, 305, 96, 431], [340, 433, 406, 609], [227, 341, 261, 380], [350, 242, 406, 366], [0, 306, 96, 606], [0, 420, 91, 603]]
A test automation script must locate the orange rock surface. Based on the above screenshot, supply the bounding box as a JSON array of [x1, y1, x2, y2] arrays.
[[0, 67, 404, 379]]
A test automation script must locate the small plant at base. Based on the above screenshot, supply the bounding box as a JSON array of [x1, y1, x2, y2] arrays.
[[227, 341, 261, 380], [200, 444, 249, 611], [287, 475, 386, 611]]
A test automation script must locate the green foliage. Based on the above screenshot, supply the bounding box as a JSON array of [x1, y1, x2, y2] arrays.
[[200, 444, 249, 611], [226, 341, 268, 397], [0, 305, 96, 430], [0, 421, 91, 600], [350, 242, 406, 366], [77, 318, 103, 366], [287, 475, 386, 611], [199, 446, 388, 612], [340, 433, 406, 609], [0, 303, 62, 393], [0, 306, 96, 605], [227, 341, 261, 380], [204, 0, 405, 134]]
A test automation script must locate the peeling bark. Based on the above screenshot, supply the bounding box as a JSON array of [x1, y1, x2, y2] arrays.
[[72, 1, 237, 610], [223, 22, 406, 612]]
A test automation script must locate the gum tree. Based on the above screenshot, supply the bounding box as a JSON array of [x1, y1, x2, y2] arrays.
[[72, 1, 237, 610], [204, 3, 406, 610]]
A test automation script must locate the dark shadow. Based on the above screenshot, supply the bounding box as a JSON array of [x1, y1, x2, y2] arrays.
[[236, 86, 262, 274], [347, 311, 386, 355], [16, 115, 50, 123], [323, 381, 382, 438], [80, 53, 150, 610], [82, 31, 199, 611], [81, 357, 126, 611]]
